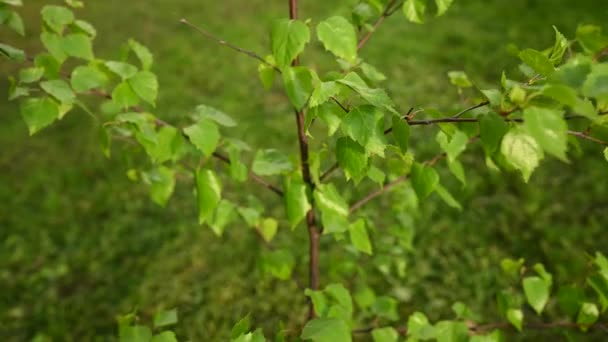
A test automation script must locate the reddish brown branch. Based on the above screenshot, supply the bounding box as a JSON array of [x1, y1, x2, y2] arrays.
[[288, 0, 321, 321]]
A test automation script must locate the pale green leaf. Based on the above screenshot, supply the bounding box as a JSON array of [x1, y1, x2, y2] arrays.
[[392, 116, 410, 153], [6, 10, 24, 35], [258, 217, 278, 243], [576, 24, 608, 55], [72, 19, 96, 37], [448, 71, 472, 88], [183, 118, 220, 157], [40, 32, 66, 63], [435, 184, 462, 210], [151, 332, 177, 342], [0, 42, 25, 62], [119, 325, 152, 342], [549, 26, 568, 65], [407, 312, 435, 340], [338, 72, 397, 114], [310, 81, 340, 107], [501, 128, 544, 182], [316, 16, 357, 63], [210, 200, 236, 236], [261, 249, 295, 280], [434, 321, 469, 342], [147, 166, 175, 207], [196, 168, 221, 224], [577, 303, 599, 331], [479, 112, 509, 155], [523, 107, 568, 161], [314, 184, 349, 234]]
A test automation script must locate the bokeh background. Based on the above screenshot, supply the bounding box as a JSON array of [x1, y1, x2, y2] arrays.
[[1, 0, 607, 340]]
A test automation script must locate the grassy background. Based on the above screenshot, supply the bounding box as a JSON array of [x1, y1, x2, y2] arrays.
[[1, 0, 607, 340]]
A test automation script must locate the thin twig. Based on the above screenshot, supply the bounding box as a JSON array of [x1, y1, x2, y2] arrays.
[[452, 100, 489, 118], [211, 152, 284, 196], [180, 18, 280, 72], [568, 130, 608, 146], [357, 0, 399, 50]]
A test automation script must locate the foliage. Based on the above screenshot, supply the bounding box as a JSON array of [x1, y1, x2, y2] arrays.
[[2, 0, 608, 340]]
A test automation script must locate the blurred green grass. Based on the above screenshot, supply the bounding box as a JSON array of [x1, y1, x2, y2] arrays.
[[1, 0, 608, 341]]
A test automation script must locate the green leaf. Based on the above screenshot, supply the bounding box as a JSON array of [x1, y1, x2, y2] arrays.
[[19, 67, 44, 84], [316, 16, 357, 63], [557, 286, 585, 318], [40, 32, 66, 63], [448, 71, 473, 88], [284, 176, 311, 229], [435, 0, 454, 16], [227, 145, 248, 182], [261, 249, 295, 280], [403, 0, 426, 24], [61, 33, 94, 60], [373, 296, 399, 321], [150, 332, 177, 342], [6, 10, 24, 35], [105, 61, 138, 80], [153, 308, 178, 328], [519, 49, 555, 76], [506, 308, 523, 331], [306, 289, 329, 317], [341, 105, 387, 157], [35, 53, 61, 79], [316, 102, 343, 136], [20, 97, 59, 135], [314, 184, 349, 234], [112, 82, 140, 109], [301, 318, 351, 342], [283, 66, 314, 110], [252, 149, 293, 175], [523, 276, 550, 314], [435, 184, 462, 210], [604, 147, 608, 162], [336, 137, 368, 183], [367, 165, 385, 187], [209, 200, 236, 236], [147, 166, 175, 207], [41, 5, 74, 34], [349, 219, 372, 255], [407, 312, 435, 340], [258, 61, 276, 90], [257, 217, 278, 243], [183, 119, 220, 157], [434, 321, 469, 342], [231, 314, 251, 339], [338, 73, 396, 114], [361, 63, 387, 83], [40, 79, 75, 104], [195, 104, 237, 127], [501, 127, 544, 182], [582, 64, 608, 101], [480, 89, 502, 107], [128, 39, 153, 70], [0, 42, 25, 62], [150, 125, 183, 163], [576, 25, 608, 55], [549, 26, 568, 65], [371, 327, 398, 342], [392, 116, 410, 153], [479, 112, 509, 155], [71, 65, 108, 92], [72, 19, 96, 37], [523, 107, 568, 161], [577, 303, 599, 331], [310, 81, 340, 108], [128, 71, 158, 106], [119, 325, 152, 342], [436, 130, 468, 163], [196, 169, 221, 224], [271, 19, 310, 70], [411, 163, 439, 200]]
